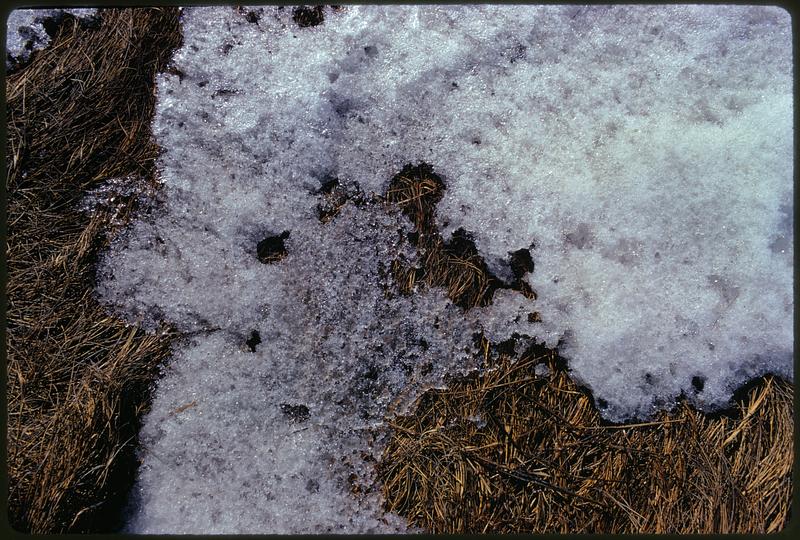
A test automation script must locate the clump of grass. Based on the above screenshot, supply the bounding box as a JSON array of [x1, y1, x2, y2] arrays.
[[379, 166, 793, 533], [5, 8, 182, 532]]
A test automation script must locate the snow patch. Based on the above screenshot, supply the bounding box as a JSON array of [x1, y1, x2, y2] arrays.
[[94, 4, 793, 533]]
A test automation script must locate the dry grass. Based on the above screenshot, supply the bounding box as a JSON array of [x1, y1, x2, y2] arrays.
[[3, 7, 793, 535], [379, 352, 793, 533], [5, 8, 181, 532], [379, 165, 794, 533]]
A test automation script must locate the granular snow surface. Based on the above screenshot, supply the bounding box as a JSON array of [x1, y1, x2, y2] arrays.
[[92, 5, 792, 533]]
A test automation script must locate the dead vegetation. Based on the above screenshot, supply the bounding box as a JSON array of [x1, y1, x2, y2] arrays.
[[378, 350, 793, 533], [3, 6, 793, 535], [5, 8, 182, 532]]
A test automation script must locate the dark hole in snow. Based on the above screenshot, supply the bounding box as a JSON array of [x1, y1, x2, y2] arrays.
[[691, 375, 705, 393], [280, 403, 310, 423], [293, 6, 325, 27], [597, 398, 609, 409], [257, 231, 290, 263], [509, 248, 534, 278], [245, 10, 261, 24], [246, 330, 261, 352], [319, 176, 340, 194], [495, 337, 517, 357], [644, 372, 653, 385], [364, 45, 378, 58]]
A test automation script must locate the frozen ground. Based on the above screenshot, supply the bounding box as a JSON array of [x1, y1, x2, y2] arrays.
[[91, 5, 792, 534]]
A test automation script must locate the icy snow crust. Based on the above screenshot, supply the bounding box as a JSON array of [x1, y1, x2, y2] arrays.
[[95, 5, 793, 533], [5, 8, 98, 70]]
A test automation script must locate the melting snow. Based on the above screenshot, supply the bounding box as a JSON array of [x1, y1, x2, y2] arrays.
[[92, 5, 792, 533], [5, 8, 98, 70]]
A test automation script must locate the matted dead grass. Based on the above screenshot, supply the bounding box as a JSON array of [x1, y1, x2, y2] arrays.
[[5, 8, 181, 532], [380, 165, 794, 533], [3, 6, 793, 535], [379, 351, 793, 533]]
